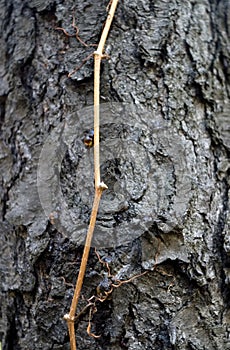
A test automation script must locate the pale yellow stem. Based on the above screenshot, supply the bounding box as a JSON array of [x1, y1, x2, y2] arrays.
[[93, 0, 119, 188], [65, 1, 119, 349]]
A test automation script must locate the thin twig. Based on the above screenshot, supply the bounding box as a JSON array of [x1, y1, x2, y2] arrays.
[[68, 52, 94, 78], [87, 306, 101, 338], [94, 0, 119, 188], [64, 1, 119, 349], [94, 247, 112, 277], [71, 15, 97, 48], [112, 270, 148, 288], [64, 189, 103, 350], [55, 15, 97, 48]]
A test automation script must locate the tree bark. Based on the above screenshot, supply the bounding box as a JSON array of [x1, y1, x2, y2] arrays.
[[0, 0, 229, 349]]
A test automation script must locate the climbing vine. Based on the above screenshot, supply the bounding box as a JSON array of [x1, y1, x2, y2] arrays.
[[60, 1, 120, 349], [56, 2, 174, 349]]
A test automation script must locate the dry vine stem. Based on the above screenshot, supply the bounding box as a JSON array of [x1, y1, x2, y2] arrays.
[[64, 1, 119, 349]]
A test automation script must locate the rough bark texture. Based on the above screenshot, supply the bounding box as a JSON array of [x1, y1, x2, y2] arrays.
[[0, 0, 229, 350]]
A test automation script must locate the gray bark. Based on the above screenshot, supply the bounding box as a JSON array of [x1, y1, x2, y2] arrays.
[[0, 0, 229, 349]]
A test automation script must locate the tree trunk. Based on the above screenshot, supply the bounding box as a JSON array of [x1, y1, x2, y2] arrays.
[[0, 1, 229, 349]]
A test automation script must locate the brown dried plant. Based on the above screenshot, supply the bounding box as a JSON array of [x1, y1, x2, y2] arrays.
[[62, 1, 119, 349], [57, 3, 175, 348]]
